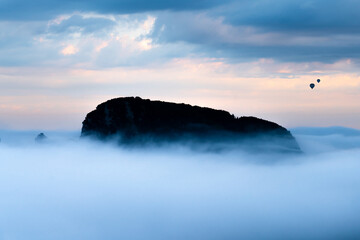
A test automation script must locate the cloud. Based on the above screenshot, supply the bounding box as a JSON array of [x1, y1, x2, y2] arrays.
[[2, 0, 360, 65], [0, 0, 231, 20], [0, 13, 161, 67], [0, 130, 359, 239], [47, 14, 117, 35], [61, 44, 79, 55], [292, 127, 360, 154], [291, 126, 360, 137], [150, 10, 360, 62], [219, 0, 360, 34], [2, 0, 360, 64]]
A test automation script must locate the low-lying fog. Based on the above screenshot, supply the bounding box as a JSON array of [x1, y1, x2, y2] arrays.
[[0, 128, 359, 240]]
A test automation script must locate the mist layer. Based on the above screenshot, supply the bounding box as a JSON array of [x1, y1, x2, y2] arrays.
[[0, 130, 359, 239]]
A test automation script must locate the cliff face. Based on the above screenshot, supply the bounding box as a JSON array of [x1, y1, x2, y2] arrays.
[[81, 97, 301, 152]]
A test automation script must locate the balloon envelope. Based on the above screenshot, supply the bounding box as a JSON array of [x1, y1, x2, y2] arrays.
[[310, 83, 315, 89], [317, 79, 320, 83]]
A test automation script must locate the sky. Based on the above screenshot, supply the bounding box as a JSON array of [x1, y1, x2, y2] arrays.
[[1, 0, 360, 130]]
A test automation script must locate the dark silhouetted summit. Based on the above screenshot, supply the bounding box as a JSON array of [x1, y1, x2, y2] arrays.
[[81, 97, 300, 152]]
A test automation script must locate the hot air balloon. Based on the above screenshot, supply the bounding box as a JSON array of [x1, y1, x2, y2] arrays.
[[310, 83, 315, 89], [317, 79, 320, 83]]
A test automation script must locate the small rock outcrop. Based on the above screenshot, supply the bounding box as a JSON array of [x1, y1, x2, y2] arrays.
[[81, 97, 301, 152], [35, 133, 47, 143]]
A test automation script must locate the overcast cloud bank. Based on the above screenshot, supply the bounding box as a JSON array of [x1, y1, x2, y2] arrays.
[[2, 0, 360, 66]]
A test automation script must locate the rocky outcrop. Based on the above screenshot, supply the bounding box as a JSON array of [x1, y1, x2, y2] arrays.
[[35, 133, 47, 143], [81, 97, 301, 152]]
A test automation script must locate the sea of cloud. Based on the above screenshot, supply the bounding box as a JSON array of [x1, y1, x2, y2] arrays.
[[0, 128, 359, 240]]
